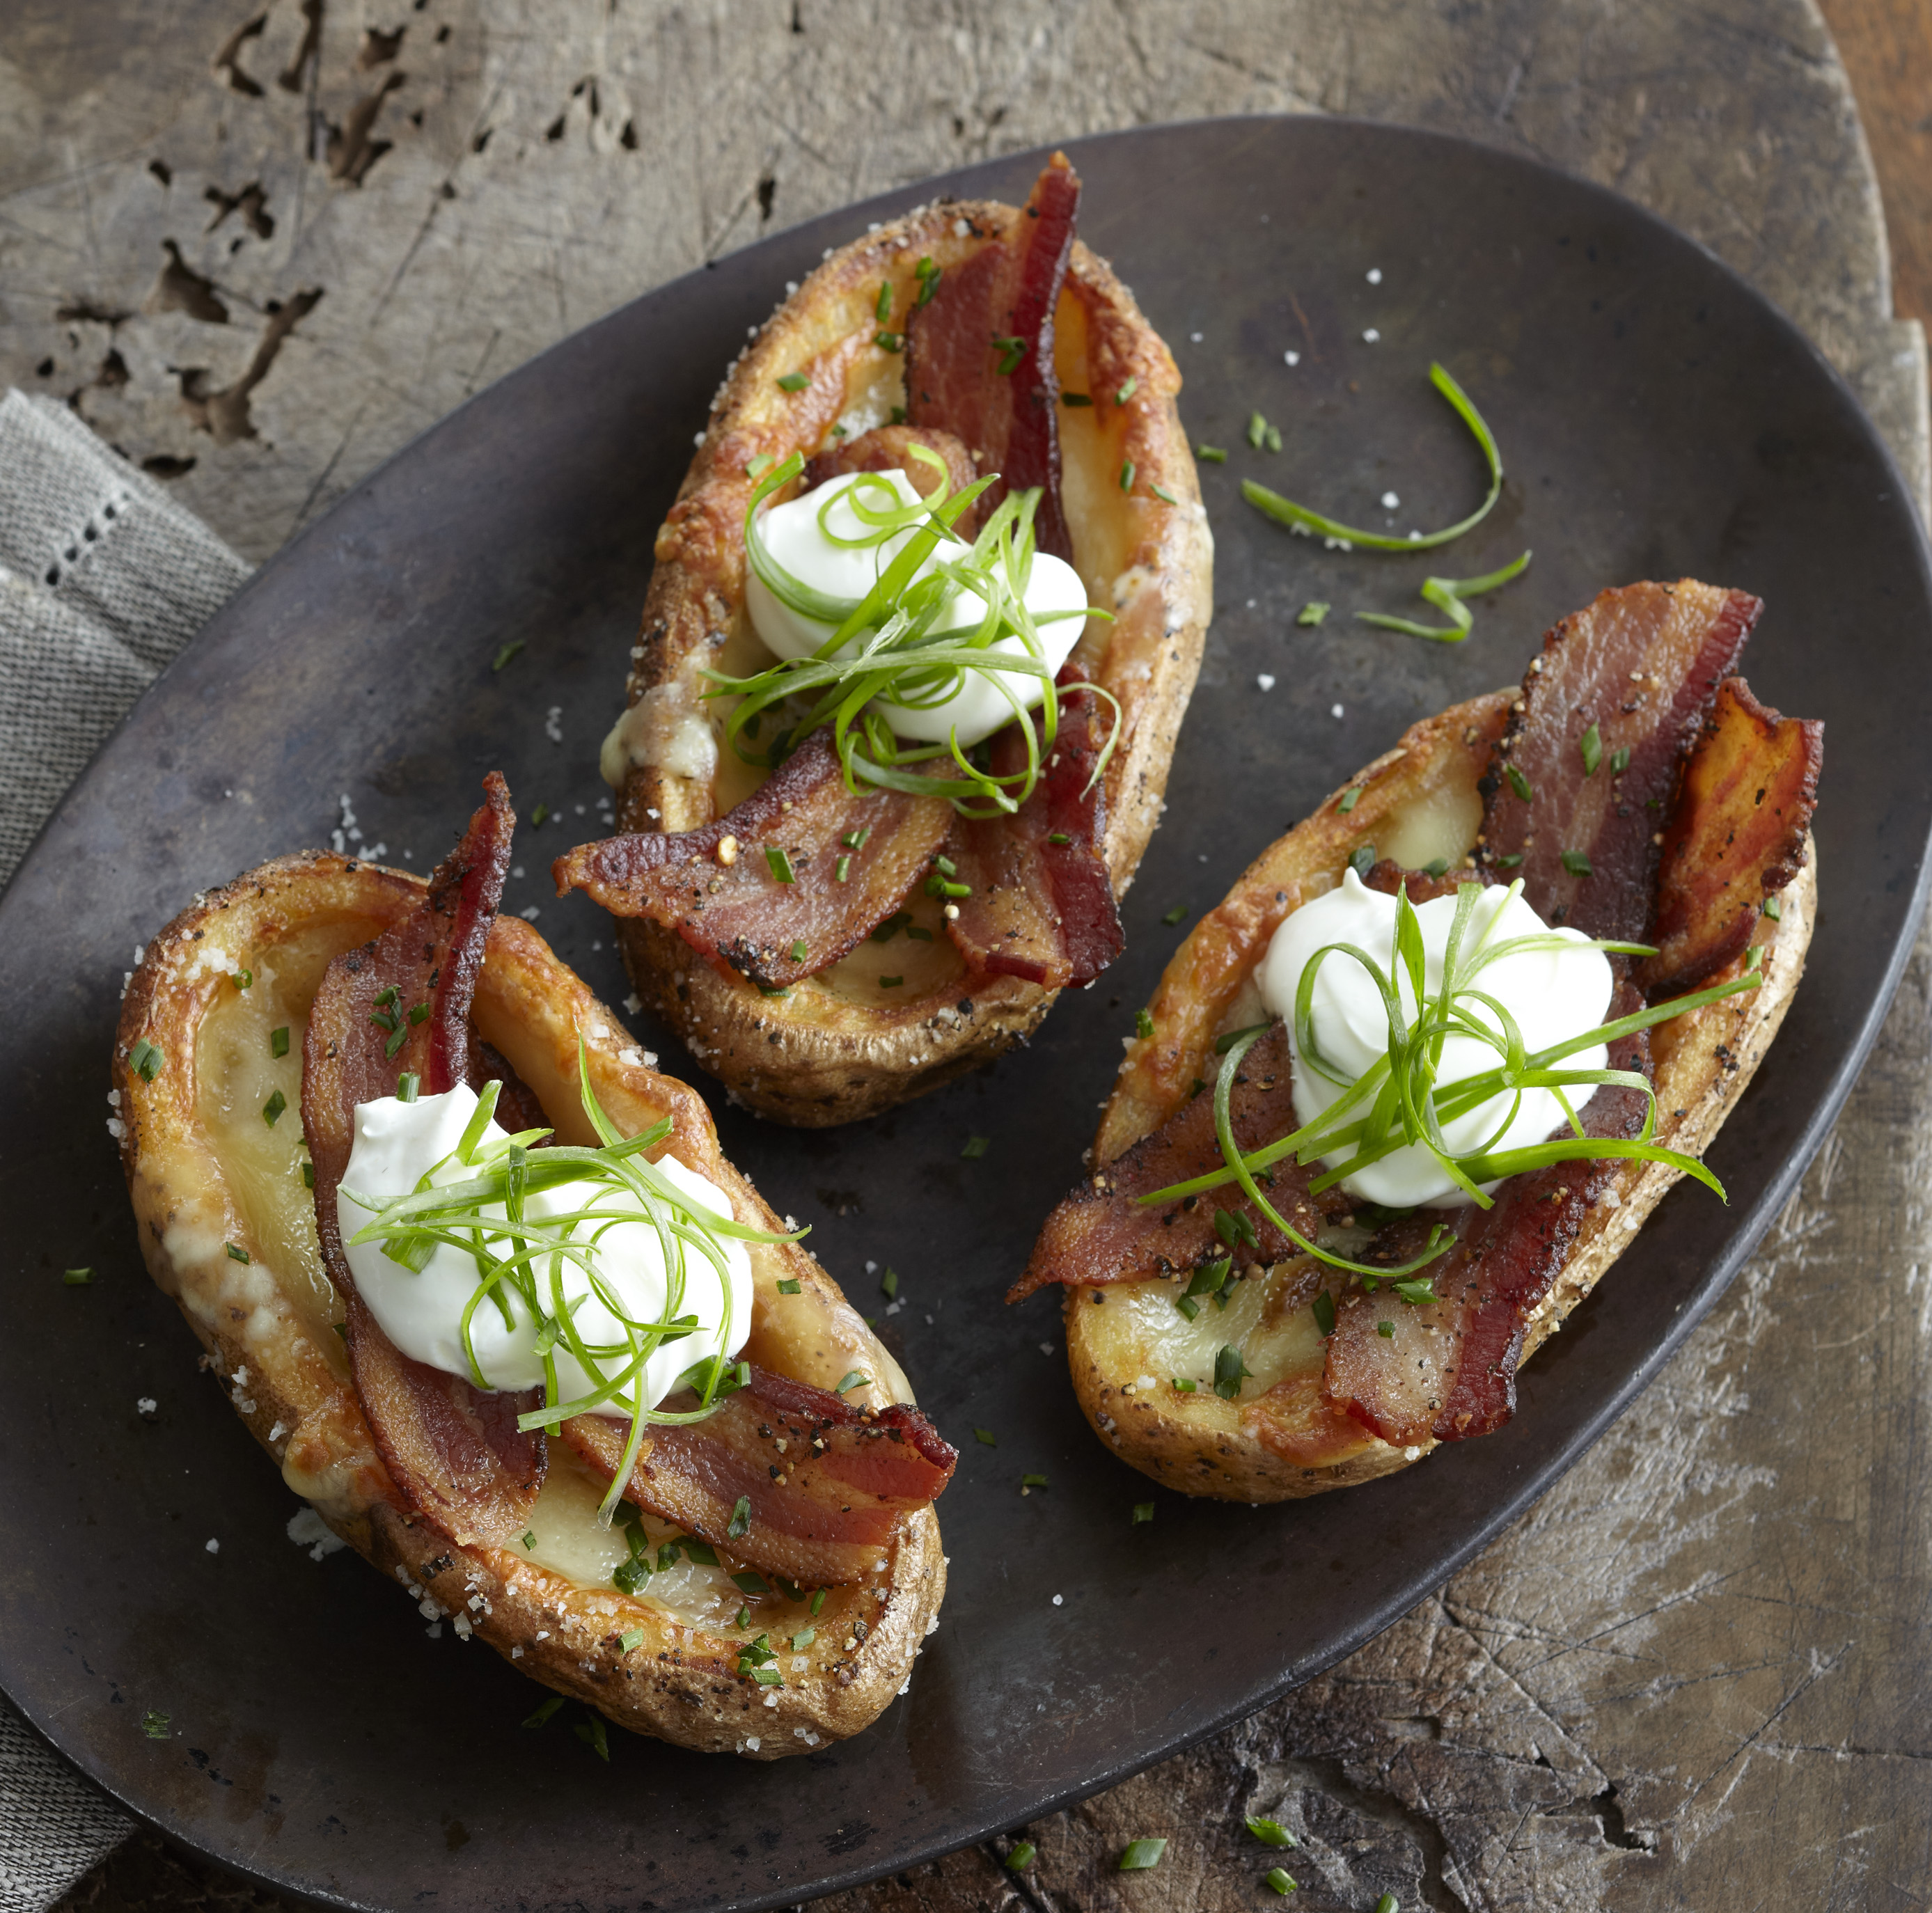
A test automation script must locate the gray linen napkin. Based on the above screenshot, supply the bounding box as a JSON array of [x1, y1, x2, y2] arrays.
[[0, 388, 249, 1907]]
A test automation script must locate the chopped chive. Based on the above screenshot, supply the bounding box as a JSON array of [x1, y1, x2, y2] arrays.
[[1175, 1295, 1200, 1321], [384, 1025, 409, 1060], [1152, 482, 1179, 505], [1764, 895, 1783, 920], [1118, 1838, 1167, 1871], [993, 334, 1026, 375], [681, 1538, 719, 1566], [731, 1570, 769, 1596], [875, 281, 893, 323], [492, 640, 524, 672], [1047, 830, 1071, 844], [1610, 745, 1631, 775], [523, 1530, 536, 1550], [777, 372, 810, 392], [765, 845, 796, 883], [1120, 458, 1136, 491], [834, 1371, 870, 1395], [1246, 411, 1268, 449], [1377, 1319, 1395, 1338], [521, 1695, 563, 1729], [1214, 1346, 1253, 1401], [1349, 844, 1378, 880], [842, 826, 872, 851], [1264, 423, 1282, 452], [1062, 391, 1093, 407], [961, 1135, 989, 1159], [1115, 376, 1139, 404], [1195, 443, 1227, 462], [1246, 1818, 1298, 1849], [1131, 1502, 1154, 1525], [906, 925, 933, 941], [62, 1268, 93, 1286], [789, 939, 809, 963], [1496, 852, 1524, 868], [270, 1025, 290, 1058], [1161, 905, 1187, 926], [1006, 1842, 1038, 1871], [617, 1626, 644, 1653], [262, 1089, 286, 1128], [408, 1000, 430, 1025], [915, 257, 941, 304], [790, 1626, 815, 1650], [1265, 1868, 1299, 1895], [1579, 723, 1603, 776], [128, 1037, 163, 1082], [873, 330, 904, 352], [975, 1428, 997, 1447], [1312, 1292, 1335, 1336], [1337, 786, 1362, 813], [871, 911, 910, 943], [396, 1071, 421, 1103], [727, 1495, 752, 1540], [889, 404, 907, 425], [1506, 763, 1533, 804], [375, 985, 398, 1008], [230, 969, 253, 991], [1375, 1898, 1397, 1913], [880, 1266, 899, 1300], [333, 1321, 347, 1339], [572, 1716, 610, 1761], [141, 1709, 170, 1740], [1560, 849, 1594, 879], [1021, 1473, 1049, 1490], [1136, 1009, 1155, 1039], [835, 853, 852, 882], [1172, 1377, 1197, 1393], [810, 1587, 828, 1615], [1392, 1276, 1437, 1306], [776, 1277, 801, 1295], [879, 975, 904, 989], [1297, 601, 1330, 627], [934, 854, 957, 877], [301, 1162, 315, 1189], [529, 802, 549, 828], [746, 452, 776, 480], [226, 1242, 250, 1264]]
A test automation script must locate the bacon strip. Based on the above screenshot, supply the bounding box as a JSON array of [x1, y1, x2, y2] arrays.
[[1011, 1024, 1341, 1302], [553, 730, 953, 987], [1637, 677, 1821, 998], [302, 776, 547, 1549], [945, 677, 1123, 989], [562, 1367, 957, 1587], [1480, 580, 1759, 937], [1323, 1001, 1654, 1446], [906, 153, 1079, 560]]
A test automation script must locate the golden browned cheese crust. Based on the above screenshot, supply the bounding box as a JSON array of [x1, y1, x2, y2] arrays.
[[113, 851, 943, 1756], [603, 194, 1213, 1124], [1062, 695, 1816, 1501]]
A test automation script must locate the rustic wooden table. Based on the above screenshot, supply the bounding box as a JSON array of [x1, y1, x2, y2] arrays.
[[6, 3, 1929, 1908]]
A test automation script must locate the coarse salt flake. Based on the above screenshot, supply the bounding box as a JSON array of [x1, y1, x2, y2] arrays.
[[1257, 674, 1276, 691], [1331, 703, 1346, 719], [205, 1538, 220, 1554], [1363, 328, 1381, 343], [1284, 350, 1301, 367], [1367, 267, 1383, 284], [1052, 1593, 1064, 1606], [1381, 491, 1400, 509]]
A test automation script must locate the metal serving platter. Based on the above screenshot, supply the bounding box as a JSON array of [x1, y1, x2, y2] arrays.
[[2, 117, 1926, 1911]]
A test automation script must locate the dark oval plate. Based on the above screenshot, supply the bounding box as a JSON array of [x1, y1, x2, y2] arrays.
[[3, 117, 1926, 1912]]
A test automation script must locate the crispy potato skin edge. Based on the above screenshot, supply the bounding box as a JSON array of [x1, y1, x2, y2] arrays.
[[112, 850, 944, 1756], [609, 196, 1213, 1125], [1061, 695, 1818, 1501]]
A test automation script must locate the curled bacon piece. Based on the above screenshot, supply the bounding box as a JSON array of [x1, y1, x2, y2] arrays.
[[1479, 580, 1759, 936], [1322, 1000, 1653, 1447], [302, 775, 547, 1549], [553, 730, 954, 987], [806, 424, 980, 517], [1011, 1024, 1340, 1302], [1638, 677, 1822, 998], [562, 1367, 957, 1587], [906, 152, 1080, 560], [945, 677, 1123, 989]]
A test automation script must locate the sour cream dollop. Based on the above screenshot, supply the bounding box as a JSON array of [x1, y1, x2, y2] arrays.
[[744, 468, 1090, 748], [1257, 870, 1615, 1209], [340, 1085, 751, 1418]]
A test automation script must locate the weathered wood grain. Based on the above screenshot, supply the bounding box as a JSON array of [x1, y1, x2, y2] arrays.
[[13, 3, 1928, 1908]]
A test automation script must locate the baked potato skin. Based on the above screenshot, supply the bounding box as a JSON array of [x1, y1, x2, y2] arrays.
[[604, 194, 1213, 1126], [1064, 698, 1817, 1501], [113, 851, 943, 1756]]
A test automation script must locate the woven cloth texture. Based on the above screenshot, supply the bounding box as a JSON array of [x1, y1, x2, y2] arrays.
[[0, 389, 249, 885], [0, 387, 247, 1907]]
